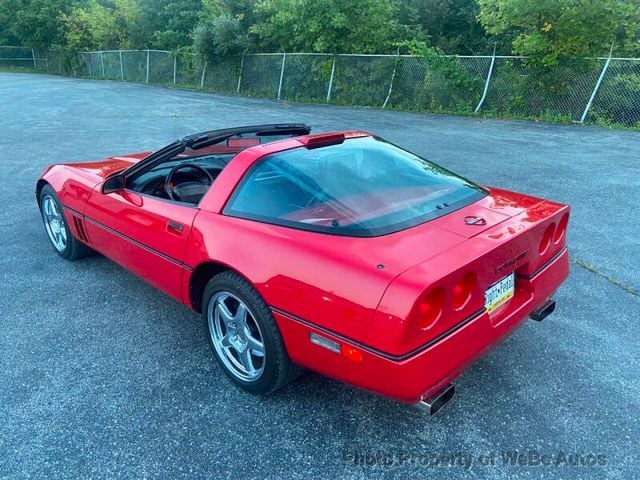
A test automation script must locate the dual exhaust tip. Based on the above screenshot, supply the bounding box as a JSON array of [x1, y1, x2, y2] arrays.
[[417, 299, 557, 415]]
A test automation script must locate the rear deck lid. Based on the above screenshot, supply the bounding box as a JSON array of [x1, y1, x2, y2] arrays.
[[430, 203, 510, 238]]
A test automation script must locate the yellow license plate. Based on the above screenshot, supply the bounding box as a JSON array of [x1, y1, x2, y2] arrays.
[[485, 272, 515, 313]]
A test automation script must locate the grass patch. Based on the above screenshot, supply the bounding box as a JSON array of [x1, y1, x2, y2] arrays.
[[573, 258, 640, 297]]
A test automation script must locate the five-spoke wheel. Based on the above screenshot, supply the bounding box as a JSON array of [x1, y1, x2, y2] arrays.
[[208, 291, 266, 382], [42, 194, 67, 252], [39, 184, 92, 261], [203, 271, 302, 394]]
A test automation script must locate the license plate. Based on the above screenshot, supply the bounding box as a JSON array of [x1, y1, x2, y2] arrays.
[[485, 272, 515, 313]]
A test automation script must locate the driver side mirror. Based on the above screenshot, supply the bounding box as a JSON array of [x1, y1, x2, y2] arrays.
[[103, 174, 125, 194]]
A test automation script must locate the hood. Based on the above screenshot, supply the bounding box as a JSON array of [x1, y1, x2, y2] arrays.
[[64, 151, 152, 179]]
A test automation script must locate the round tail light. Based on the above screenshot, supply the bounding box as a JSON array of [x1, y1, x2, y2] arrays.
[[452, 271, 477, 310], [539, 223, 555, 255], [416, 287, 446, 330], [553, 214, 568, 243]]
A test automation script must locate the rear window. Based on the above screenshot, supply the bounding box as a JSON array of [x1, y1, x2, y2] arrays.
[[224, 136, 486, 237]]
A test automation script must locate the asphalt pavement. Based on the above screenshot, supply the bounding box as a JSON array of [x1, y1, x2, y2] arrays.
[[0, 72, 638, 479]]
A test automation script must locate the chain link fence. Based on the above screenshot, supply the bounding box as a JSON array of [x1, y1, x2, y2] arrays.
[[0, 46, 36, 68], [2, 47, 639, 128], [587, 58, 640, 126]]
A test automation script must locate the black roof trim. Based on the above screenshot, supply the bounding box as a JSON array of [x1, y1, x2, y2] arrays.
[[183, 123, 311, 149], [119, 124, 312, 180]]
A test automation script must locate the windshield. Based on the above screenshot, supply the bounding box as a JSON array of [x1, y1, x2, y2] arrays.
[[224, 136, 487, 237]]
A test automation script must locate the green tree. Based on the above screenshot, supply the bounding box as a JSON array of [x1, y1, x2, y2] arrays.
[[397, 0, 491, 54], [137, 0, 203, 49], [56, 0, 143, 57], [0, 0, 24, 44], [112, 0, 142, 49], [250, 0, 399, 53], [615, 0, 640, 56], [477, 0, 637, 68], [60, 0, 117, 51], [193, 14, 248, 60], [200, 0, 260, 31], [2, 0, 77, 48]]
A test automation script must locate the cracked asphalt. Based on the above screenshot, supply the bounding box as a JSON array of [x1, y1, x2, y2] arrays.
[[1, 72, 639, 479]]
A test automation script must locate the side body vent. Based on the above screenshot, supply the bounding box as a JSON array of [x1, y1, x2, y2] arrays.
[[72, 216, 89, 243]]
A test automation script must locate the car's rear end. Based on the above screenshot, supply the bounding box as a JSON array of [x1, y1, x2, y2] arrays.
[[362, 192, 569, 403], [274, 188, 569, 411]]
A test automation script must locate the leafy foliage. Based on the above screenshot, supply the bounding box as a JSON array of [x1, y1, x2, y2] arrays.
[[477, 0, 639, 68], [2, 0, 640, 129], [193, 14, 248, 60], [590, 70, 640, 126], [1, 0, 638, 65], [397, 0, 491, 55], [2, 0, 75, 48], [249, 0, 399, 53], [136, 0, 203, 49]]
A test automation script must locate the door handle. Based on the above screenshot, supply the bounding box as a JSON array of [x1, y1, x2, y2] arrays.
[[167, 220, 184, 235]]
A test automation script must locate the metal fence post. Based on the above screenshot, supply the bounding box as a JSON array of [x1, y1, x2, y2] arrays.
[[580, 43, 614, 123], [173, 54, 177, 84], [236, 54, 245, 94], [100, 51, 105, 77], [474, 44, 497, 113], [200, 61, 207, 88], [45, 50, 49, 71], [326, 56, 336, 102], [382, 49, 400, 108], [31, 48, 36, 68], [145, 50, 150, 83], [277, 53, 287, 100], [119, 50, 124, 80], [87, 54, 92, 77]]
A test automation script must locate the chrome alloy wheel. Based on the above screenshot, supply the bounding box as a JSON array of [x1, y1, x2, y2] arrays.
[[42, 195, 67, 252], [208, 291, 266, 382]]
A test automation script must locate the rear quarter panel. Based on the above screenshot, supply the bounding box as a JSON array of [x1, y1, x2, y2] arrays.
[[184, 212, 398, 341]]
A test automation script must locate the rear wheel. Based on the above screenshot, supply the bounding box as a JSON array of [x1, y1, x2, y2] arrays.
[[39, 184, 92, 261], [203, 271, 301, 394]]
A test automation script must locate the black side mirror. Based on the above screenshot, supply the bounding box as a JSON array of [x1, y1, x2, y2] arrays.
[[103, 174, 125, 194]]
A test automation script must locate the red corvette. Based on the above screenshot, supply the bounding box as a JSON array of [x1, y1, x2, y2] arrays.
[[37, 124, 569, 414]]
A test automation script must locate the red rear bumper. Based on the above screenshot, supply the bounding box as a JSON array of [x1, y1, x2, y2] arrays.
[[274, 247, 569, 403]]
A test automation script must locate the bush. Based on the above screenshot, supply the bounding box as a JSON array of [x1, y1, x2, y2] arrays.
[[193, 15, 248, 62]]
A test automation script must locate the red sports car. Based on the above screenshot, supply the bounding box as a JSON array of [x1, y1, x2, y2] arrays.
[[37, 124, 569, 414]]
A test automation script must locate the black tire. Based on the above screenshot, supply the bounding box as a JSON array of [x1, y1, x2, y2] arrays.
[[203, 270, 302, 395], [39, 184, 93, 261]]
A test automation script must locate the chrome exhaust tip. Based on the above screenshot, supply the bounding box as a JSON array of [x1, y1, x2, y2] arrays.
[[417, 383, 455, 416], [529, 299, 556, 322]]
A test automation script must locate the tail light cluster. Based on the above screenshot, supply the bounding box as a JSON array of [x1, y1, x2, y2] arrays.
[[538, 213, 569, 255], [414, 212, 569, 332], [416, 271, 477, 331]]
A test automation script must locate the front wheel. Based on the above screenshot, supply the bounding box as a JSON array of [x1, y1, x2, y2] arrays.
[[39, 184, 92, 261], [203, 271, 301, 395]]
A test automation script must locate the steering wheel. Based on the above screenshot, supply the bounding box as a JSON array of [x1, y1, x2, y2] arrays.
[[165, 164, 214, 202]]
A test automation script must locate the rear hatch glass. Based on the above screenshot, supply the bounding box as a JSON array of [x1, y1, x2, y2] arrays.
[[225, 136, 487, 237]]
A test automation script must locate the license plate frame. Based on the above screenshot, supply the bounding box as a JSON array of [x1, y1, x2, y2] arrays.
[[484, 272, 515, 313]]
